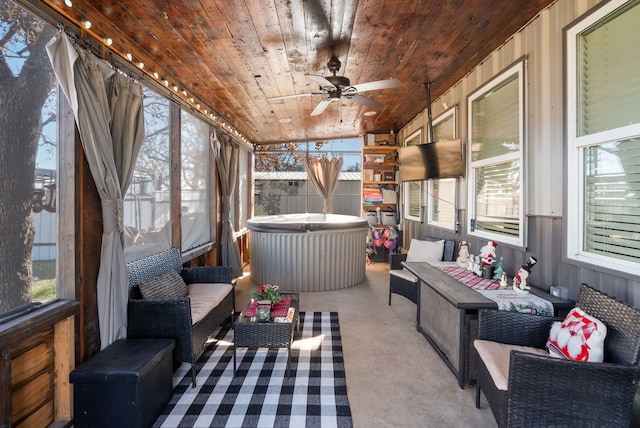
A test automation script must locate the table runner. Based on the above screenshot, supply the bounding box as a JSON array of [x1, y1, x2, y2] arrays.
[[439, 266, 501, 290], [438, 266, 554, 316], [244, 296, 292, 318]]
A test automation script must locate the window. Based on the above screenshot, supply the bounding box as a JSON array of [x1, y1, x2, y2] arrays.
[[0, 3, 64, 315], [253, 138, 361, 216], [403, 129, 423, 222], [428, 107, 458, 230], [180, 110, 211, 251], [468, 60, 525, 246], [567, 0, 640, 274], [124, 88, 171, 261]]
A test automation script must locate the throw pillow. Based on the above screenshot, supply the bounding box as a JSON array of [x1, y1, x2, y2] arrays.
[[405, 239, 445, 263], [138, 270, 188, 300], [546, 307, 607, 362]]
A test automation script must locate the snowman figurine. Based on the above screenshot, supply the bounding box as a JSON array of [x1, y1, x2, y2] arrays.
[[457, 241, 470, 268], [513, 256, 537, 293]]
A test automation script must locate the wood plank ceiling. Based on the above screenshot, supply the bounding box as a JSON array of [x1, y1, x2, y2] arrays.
[[43, 0, 555, 145]]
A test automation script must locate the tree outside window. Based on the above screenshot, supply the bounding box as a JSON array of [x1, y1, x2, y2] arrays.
[[0, 1, 61, 314]]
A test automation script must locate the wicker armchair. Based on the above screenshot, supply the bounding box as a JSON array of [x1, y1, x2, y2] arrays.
[[388, 238, 456, 304], [474, 283, 640, 428], [126, 248, 235, 387]]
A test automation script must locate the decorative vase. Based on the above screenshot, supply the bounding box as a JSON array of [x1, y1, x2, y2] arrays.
[[256, 304, 271, 322]]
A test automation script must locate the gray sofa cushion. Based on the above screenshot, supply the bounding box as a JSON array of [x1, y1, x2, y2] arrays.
[[138, 270, 188, 300]]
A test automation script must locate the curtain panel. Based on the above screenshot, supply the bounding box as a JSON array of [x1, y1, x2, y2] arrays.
[[47, 31, 145, 348], [211, 130, 243, 278], [303, 156, 344, 214]]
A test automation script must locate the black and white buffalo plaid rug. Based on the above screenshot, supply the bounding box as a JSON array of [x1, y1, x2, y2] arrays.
[[153, 311, 352, 428]]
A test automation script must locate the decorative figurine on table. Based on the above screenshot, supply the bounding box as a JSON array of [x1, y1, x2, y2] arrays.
[[473, 255, 483, 276], [467, 253, 475, 272], [480, 240, 498, 267], [457, 241, 470, 268], [499, 272, 508, 288], [493, 256, 505, 280], [513, 256, 538, 294]]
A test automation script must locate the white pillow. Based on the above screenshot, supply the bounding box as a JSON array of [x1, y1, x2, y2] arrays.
[[406, 239, 445, 263]]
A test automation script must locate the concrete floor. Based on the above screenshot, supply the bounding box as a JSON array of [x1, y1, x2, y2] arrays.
[[233, 261, 497, 428]]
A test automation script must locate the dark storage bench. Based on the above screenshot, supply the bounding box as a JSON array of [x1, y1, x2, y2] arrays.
[[70, 338, 175, 428]]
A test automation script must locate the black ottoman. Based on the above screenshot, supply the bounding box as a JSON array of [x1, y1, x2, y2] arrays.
[[70, 338, 174, 428]]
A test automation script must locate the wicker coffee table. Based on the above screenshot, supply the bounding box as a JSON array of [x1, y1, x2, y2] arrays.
[[233, 292, 300, 376]]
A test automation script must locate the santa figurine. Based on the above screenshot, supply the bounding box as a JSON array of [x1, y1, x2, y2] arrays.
[[513, 256, 537, 293], [480, 240, 498, 267]]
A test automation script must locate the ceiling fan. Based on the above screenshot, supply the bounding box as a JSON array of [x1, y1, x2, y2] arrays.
[[269, 56, 402, 116]]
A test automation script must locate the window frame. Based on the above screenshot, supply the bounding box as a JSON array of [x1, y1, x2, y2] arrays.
[[467, 59, 526, 247], [403, 129, 423, 222], [427, 106, 458, 230], [566, 0, 640, 275]]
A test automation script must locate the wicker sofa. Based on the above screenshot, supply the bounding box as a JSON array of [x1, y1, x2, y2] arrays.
[[474, 283, 640, 427], [126, 247, 235, 387], [388, 237, 456, 305]]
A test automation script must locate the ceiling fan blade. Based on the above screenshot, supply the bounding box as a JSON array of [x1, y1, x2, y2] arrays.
[[306, 74, 336, 89], [348, 94, 384, 110], [351, 78, 402, 93], [310, 98, 336, 116], [267, 92, 322, 101]]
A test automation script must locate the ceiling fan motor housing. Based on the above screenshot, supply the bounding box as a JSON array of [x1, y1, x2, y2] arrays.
[[326, 75, 351, 88]]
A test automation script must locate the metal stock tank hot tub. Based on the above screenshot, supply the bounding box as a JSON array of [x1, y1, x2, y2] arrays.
[[247, 213, 368, 291]]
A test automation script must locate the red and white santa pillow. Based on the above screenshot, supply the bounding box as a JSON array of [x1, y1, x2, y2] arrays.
[[546, 307, 607, 362]]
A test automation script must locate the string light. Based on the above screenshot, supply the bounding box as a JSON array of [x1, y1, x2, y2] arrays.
[[64, 0, 73, 7], [56, 11, 251, 144]]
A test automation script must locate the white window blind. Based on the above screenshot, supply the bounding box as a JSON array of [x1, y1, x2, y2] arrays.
[[577, 1, 640, 137], [429, 179, 456, 228], [474, 161, 520, 238], [584, 138, 640, 261], [471, 75, 520, 161]]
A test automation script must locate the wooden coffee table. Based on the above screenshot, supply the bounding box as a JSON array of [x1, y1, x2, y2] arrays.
[[232, 292, 300, 376]]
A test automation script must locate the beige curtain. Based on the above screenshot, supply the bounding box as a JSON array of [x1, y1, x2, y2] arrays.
[[211, 130, 243, 278], [47, 31, 145, 348], [304, 156, 344, 213]]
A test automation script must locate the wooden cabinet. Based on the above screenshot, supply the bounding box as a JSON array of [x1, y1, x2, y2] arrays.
[[361, 133, 399, 225]]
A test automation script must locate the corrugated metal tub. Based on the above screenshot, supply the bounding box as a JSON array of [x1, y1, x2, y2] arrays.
[[247, 213, 368, 291]]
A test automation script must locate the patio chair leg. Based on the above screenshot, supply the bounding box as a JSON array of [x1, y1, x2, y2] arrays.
[[191, 365, 197, 387], [475, 385, 481, 408]]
